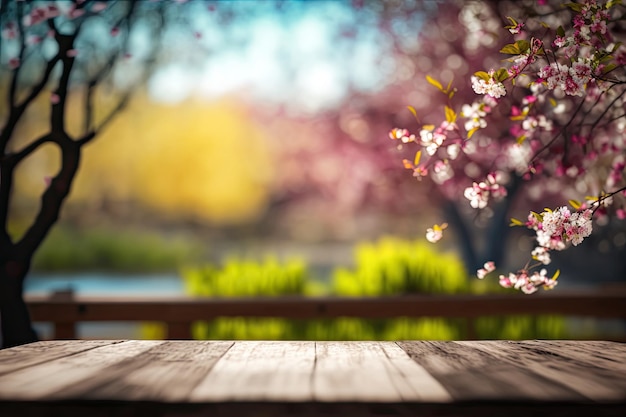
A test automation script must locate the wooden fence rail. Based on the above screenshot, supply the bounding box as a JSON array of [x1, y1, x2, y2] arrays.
[[25, 290, 626, 340]]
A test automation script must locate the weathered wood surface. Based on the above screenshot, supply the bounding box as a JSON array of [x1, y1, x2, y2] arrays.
[[0, 340, 624, 416]]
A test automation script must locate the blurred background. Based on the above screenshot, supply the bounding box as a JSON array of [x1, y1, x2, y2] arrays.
[[2, 0, 624, 340]]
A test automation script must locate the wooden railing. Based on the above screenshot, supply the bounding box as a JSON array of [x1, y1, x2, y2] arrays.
[[25, 289, 626, 340]]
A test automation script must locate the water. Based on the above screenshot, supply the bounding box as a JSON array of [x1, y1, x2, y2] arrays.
[[26, 273, 186, 339], [26, 272, 185, 297]]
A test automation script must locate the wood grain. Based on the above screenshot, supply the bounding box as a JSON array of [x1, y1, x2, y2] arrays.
[[312, 341, 453, 403], [0, 340, 165, 400], [190, 341, 315, 402], [516, 340, 626, 371], [379, 342, 452, 402], [397, 341, 587, 401], [0, 340, 624, 417], [0, 340, 121, 376], [61, 340, 234, 401], [454, 340, 626, 401]]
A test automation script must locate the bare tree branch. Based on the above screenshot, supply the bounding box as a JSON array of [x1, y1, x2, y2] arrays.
[[9, 133, 54, 165], [82, 1, 137, 135], [78, 91, 131, 146], [0, 133, 52, 245], [7, 0, 25, 108], [0, 53, 62, 153], [16, 136, 80, 257], [51, 31, 80, 134]]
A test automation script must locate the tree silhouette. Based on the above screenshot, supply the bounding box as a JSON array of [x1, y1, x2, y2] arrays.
[[0, 0, 165, 348]]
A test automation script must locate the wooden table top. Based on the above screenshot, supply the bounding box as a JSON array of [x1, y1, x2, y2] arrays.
[[0, 340, 624, 416]]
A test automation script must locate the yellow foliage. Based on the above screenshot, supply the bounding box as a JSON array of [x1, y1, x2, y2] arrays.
[[10, 88, 276, 225]]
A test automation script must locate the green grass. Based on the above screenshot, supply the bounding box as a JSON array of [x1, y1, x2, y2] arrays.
[[180, 237, 567, 341], [332, 237, 469, 296], [182, 256, 309, 297], [31, 226, 202, 273]]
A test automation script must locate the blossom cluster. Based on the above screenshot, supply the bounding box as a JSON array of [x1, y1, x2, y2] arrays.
[[1, 1, 112, 71], [537, 59, 593, 97], [479, 205, 593, 294], [389, 0, 626, 293], [463, 173, 507, 209], [471, 72, 506, 99], [498, 269, 558, 295]]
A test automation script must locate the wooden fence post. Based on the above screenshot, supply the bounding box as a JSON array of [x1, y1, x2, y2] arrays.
[[166, 322, 192, 340], [54, 322, 76, 339]]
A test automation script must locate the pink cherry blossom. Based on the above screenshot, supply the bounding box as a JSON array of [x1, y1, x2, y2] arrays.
[[389, 0, 624, 293], [477, 261, 496, 279], [426, 223, 447, 243], [471, 73, 506, 98]]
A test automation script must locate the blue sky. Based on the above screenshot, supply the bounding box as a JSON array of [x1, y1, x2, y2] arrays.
[[140, 0, 423, 114]]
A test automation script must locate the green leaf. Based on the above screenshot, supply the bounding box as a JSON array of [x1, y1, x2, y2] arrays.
[[495, 68, 509, 82], [509, 218, 524, 227], [563, 3, 584, 12], [602, 63, 617, 74], [606, 0, 623, 9], [426, 75, 443, 91], [531, 211, 543, 222], [551, 269, 560, 281], [473, 71, 490, 81], [611, 41, 623, 52], [516, 40, 530, 53], [516, 134, 527, 144], [467, 127, 479, 139], [499, 43, 520, 55], [569, 199, 582, 210], [556, 26, 565, 38]]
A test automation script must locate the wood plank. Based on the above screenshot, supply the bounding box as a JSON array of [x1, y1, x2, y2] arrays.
[[0, 340, 121, 376], [397, 341, 585, 401], [313, 341, 440, 402], [379, 342, 452, 402], [189, 341, 315, 402], [516, 340, 626, 371], [68, 340, 234, 401], [0, 340, 165, 400], [454, 341, 626, 402]]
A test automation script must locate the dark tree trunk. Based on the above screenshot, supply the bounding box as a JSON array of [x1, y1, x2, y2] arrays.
[[0, 260, 37, 348], [0, 0, 143, 349], [443, 201, 481, 272], [0, 140, 81, 349], [485, 175, 523, 267], [442, 175, 523, 273]]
